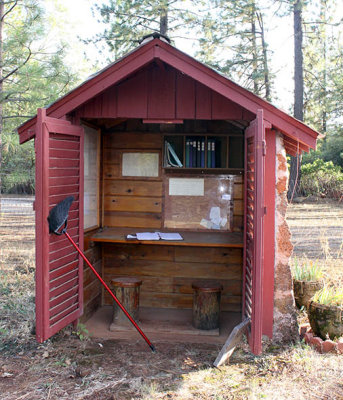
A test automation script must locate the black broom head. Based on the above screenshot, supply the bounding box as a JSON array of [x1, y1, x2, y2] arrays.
[[48, 196, 74, 235]]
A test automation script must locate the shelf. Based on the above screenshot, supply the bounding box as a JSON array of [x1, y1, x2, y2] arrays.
[[89, 227, 244, 248], [163, 134, 243, 172]]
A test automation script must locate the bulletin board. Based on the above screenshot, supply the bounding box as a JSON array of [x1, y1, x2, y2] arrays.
[[164, 175, 234, 231]]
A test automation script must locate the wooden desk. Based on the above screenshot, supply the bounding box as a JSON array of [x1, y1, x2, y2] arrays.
[[89, 227, 243, 248]]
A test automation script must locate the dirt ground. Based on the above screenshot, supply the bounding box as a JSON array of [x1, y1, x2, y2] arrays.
[[0, 196, 343, 400]]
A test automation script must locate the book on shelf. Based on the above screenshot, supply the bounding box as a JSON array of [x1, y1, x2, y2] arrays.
[[201, 138, 205, 168], [211, 139, 216, 168], [197, 139, 201, 167], [185, 139, 190, 167], [192, 140, 196, 167], [207, 139, 211, 168]]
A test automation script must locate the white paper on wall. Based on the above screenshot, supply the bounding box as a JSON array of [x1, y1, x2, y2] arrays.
[[169, 178, 204, 196]]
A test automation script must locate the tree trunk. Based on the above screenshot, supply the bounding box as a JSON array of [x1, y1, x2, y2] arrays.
[[251, 2, 259, 95], [159, 1, 168, 36], [288, 0, 303, 201], [257, 12, 271, 101], [0, 1, 4, 204]]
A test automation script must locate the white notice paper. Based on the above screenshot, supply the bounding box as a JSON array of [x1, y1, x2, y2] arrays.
[[136, 232, 160, 241], [210, 206, 221, 226], [158, 232, 183, 241], [169, 178, 204, 196]]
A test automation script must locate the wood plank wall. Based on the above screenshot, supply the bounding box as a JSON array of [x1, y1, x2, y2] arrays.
[[81, 234, 102, 322], [99, 121, 245, 312], [102, 243, 243, 312], [103, 131, 163, 229]]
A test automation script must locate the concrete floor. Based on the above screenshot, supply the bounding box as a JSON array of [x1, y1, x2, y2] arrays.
[[85, 306, 242, 345]]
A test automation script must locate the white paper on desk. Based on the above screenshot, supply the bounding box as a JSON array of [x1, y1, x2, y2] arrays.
[[136, 232, 160, 240], [158, 232, 183, 241]]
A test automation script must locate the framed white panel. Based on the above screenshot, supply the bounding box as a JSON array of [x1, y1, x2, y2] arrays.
[[122, 152, 159, 177]]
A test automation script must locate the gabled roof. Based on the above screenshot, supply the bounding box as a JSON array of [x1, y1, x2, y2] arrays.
[[18, 36, 319, 151]]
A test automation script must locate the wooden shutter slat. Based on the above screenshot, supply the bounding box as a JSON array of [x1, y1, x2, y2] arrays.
[[49, 286, 79, 309], [49, 304, 79, 326], [49, 294, 79, 319], [49, 277, 79, 300], [35, 108, 84, 343]]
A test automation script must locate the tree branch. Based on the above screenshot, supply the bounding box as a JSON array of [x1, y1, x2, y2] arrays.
[[1, 0, 18, 21], [0, 46, 32, 84]]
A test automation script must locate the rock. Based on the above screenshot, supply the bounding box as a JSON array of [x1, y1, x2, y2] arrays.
[[304, 332, 313, 344], [322, 340, 337, 353], [310, 337, 323, 353], [337, 342, 343, 354]]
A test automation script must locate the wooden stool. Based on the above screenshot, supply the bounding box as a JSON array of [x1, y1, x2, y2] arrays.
[[192, 282, 223, 330], [111, 277, 142, 326]]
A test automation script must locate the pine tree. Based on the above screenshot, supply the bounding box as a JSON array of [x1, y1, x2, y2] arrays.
[[0, 0, 76, 194], [90, 0, 191, 59], [194, 0, 273, 100]]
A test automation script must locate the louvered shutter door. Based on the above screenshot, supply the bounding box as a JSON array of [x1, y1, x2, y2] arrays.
[[35, 108, 84, 342], [243, 109, 265, 355]]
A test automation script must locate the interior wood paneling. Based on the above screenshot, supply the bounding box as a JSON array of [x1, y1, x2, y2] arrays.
[[102, 243, 242, 312]]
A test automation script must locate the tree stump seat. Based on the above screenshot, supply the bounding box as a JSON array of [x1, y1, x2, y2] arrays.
[[111, 277, 142, 326], [192, 282, 223, 330]]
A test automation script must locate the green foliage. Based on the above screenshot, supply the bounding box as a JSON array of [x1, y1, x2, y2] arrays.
[[300, 159, 343, 199], [1, 133, 34, 193], [312, 286, 343, 306], [292, 257, 323, 282], [0, 0, 79, 193], [194, 0, 273, 100], [90, 0, 195, 60], [73, 323, 90, 341]]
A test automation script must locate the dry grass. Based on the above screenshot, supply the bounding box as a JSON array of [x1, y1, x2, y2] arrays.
[[287, 199, 343, 288], [0, 197, 343, 399]]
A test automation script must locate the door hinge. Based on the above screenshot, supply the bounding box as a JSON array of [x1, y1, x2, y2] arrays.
[[262, 140, 266, 156], [264, 206, 267, 215]]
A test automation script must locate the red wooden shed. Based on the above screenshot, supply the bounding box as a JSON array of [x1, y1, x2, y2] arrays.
[[17, 34, 319, 355]]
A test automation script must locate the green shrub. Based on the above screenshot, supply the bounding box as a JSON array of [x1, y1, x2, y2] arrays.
[[300, 159, 343, 199], [292, 258, 323, 281], [312, 286, 343, 306]]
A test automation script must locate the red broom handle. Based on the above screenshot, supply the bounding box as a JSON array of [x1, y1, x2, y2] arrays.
[[64, 231, 155, 352]]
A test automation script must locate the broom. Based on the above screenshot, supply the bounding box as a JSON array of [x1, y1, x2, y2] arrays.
[[47, 196, 155, 352]]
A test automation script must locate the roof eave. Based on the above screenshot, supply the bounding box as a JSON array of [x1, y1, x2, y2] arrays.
[[18, 38, 320, 150]]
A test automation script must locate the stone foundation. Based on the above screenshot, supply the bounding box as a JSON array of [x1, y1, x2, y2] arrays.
[[273, 133, 299, 343]]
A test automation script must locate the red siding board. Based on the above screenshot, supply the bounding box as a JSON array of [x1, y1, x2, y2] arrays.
[[195, 82, 211, 119], [117, 69, 148, 118], [83, 95, 103, 118], [102, 85, 117, 118], [211, 91, 243, 120], [176, 72, 195, 119], [148, 65, 176, 119], [19, 39, 318, 149]]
